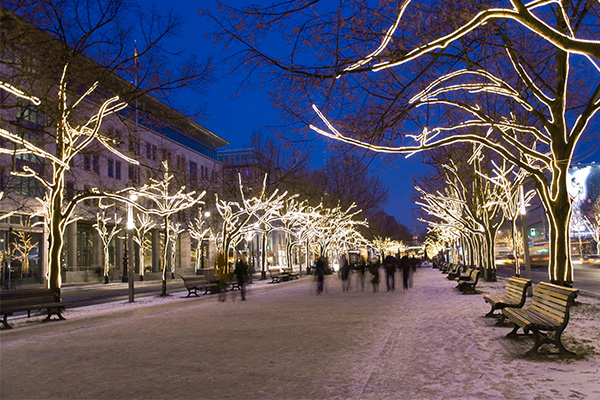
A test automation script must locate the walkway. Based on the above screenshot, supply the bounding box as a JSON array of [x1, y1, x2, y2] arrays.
[[1, 267, 599, 399]]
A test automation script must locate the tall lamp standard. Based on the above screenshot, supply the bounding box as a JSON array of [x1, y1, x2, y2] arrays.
[[201, 210, 211, 270], [126, 194, 137, 302], [519, 186, 533, 296], [246, 231, 255, 283]]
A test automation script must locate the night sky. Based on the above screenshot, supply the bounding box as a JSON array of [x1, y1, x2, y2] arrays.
[[153, 0, 600, 231]]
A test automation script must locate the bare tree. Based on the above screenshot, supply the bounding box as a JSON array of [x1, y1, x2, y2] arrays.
[[93, 201, 122, 284], [131, 161, 204, 296], [306, 1, 600, 286]]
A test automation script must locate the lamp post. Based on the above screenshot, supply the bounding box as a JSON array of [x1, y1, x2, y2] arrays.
[[246, 231, 255, 283], [519, 185, 533, 296], [126, 194, 137, 302]]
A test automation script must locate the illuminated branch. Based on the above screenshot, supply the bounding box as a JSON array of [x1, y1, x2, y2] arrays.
[[12, 224, 39, 278], [130, 161, 205, 296], [215, 174, 290, 274], [309, 0, 600, 285], [132, 213, 156, 279], [344, 0, 600, 73], [93, 202, 122, 282], [0, 67, 142, 299]]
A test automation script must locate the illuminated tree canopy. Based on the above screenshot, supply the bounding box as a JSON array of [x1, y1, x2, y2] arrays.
[[208, 0, 599, 285]]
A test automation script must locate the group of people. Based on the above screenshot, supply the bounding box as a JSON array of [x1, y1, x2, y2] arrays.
[[383, 253, 419, 292], [228, 252, 421, 299], [315, 253, 421, 294]]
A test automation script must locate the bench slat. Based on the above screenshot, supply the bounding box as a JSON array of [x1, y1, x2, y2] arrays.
[[502, 281, 578, 356], [1, 288, 69, 329]]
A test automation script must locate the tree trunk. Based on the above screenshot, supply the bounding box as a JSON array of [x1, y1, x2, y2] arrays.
[[483, 228, 497, 281], [537, 161, 574, 286], [546, 193, 573, 286], [48, 182, 65, 302], [161, 218, 169, 297], [511, 218, 521, 276], [261, 233, 267, 279]]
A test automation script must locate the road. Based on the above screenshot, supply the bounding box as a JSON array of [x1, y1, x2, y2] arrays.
[[496, 260, 600, 295], [61, 279, 186, 308]]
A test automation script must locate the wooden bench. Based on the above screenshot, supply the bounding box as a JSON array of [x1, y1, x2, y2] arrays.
[[456, 269, 480, 294], [446, 264, 462, 280], [484, 276, 532, 318], [0, 288, 70, 329], [502, 282, 579, 356], [281, 267, 299, 280], [180, 275, 218, 297], [268, 267, 290, 283]]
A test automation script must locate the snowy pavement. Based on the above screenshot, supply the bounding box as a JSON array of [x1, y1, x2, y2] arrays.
[[1, 267, 599, 400]]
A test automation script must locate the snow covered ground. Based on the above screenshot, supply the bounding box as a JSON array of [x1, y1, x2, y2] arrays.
[[1, 266, 599, 399]]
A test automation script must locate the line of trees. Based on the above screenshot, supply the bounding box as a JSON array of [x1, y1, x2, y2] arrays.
[[205, 0, 600, 286]]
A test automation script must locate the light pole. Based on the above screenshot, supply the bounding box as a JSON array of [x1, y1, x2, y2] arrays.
[[246, 231, 255, 283], [126, 194, 137, 302], [202, 210, 210, 270], [519, 185, 533, 296]]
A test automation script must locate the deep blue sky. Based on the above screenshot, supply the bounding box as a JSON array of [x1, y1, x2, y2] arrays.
[[149, 0, 428, 231], [153, 0, 600, 231]]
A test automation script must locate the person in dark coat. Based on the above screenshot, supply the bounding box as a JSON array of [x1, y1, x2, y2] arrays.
[[400, 253, 411, 290], [356, 262, 366, 291], [368, 260, 380, 292], [315, 256, 327, 295], [383, 254, 397, 292], [234, 256, 249, 301], [340, 254, 350, 292]]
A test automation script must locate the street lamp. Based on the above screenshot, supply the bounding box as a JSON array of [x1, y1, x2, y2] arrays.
[[246, 231, 255, 283], [201, 210, 210, 270], [124, 194, 137, 302], [519, 185, 533, 296]]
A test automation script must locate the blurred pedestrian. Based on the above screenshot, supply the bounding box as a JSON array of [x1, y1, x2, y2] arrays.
[[356, 262, 366, 291], [400, 253, 410, 290], [368, 260, 380, 292], [383, 254, 397, 292], [340, 254, 350, 292], [409, 255, 418, 288], [315, 256, 327, 295], [234, 256, 249, 301]]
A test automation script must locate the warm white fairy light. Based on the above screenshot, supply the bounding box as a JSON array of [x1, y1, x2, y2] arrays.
[[189, 216, 211, 271], [0, 66, 142, 299], [309, 1, 599, 285], [342, 0, 600, 74], [12, 225, 39, 278], [131, 213, 156, 280], [215, 174, 289, 274], [93, 202, 122, 282], [130, 161, 204, 295], [480, 161, 536, 275], [0, 81, 41, 105]]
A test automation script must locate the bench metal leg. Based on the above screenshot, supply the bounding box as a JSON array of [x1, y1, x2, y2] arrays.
[[525, 328, 576, 357], [484, 305, 497, 317], [506, 324, 524, 337], [1, 314, 13, 329], [43, 307, 67, 323]]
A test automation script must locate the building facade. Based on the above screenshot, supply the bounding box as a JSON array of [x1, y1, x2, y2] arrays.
[[0, 7, 228, 286]]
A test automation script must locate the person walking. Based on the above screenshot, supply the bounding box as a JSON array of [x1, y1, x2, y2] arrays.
[[368, 260, 380, 292], [315, 256, 327, 295], [356, 261, 366, 291], [234, 256, 249, 301], [400, 253, 411, 290], [340, 254, 350, 292], [383, 254, 397, 292]]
